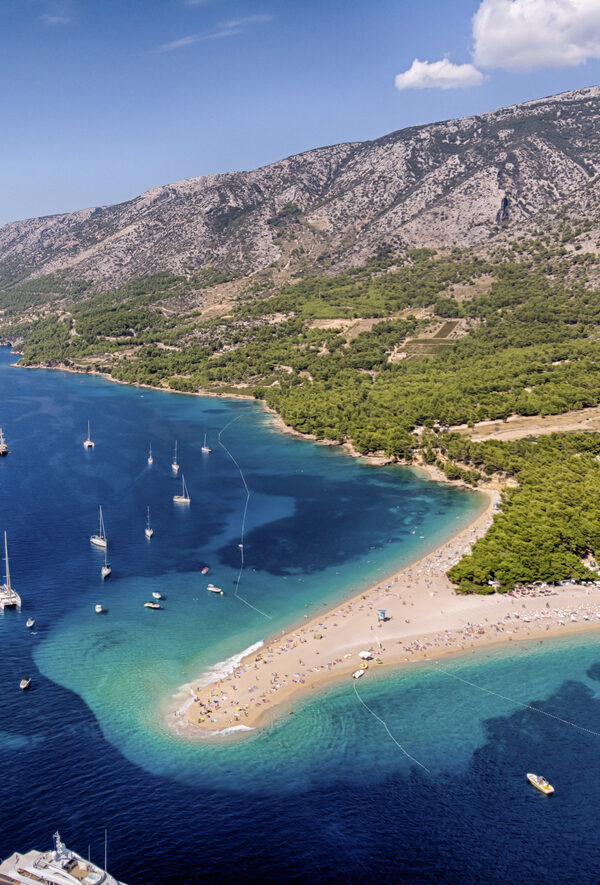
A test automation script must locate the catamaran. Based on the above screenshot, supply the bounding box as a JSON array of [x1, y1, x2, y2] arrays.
[[90, 506, 108, 548], [101, 544, 111, 580], [145, 506, 154, 539], [0, 531, 21, 610], [171, 440, 179, 473], [173, 474, 190, 504], [83, 420, 94, 449], [0, 427, 8, 455], [201, 433, 211, 454], [0, 831, 127, 885], [147, 442, 153, 465]]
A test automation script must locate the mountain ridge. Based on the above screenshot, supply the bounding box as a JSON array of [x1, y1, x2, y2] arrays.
[[1, 84, 600, 292]]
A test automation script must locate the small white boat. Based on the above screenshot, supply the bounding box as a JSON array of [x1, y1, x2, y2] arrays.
[[527, 773, 554, 794], [152, 591, 162, 599], [173, 474, 191, 504], [26, 617, 35, 629], [147, 442, 153, 465], [95, 604, 103, 613], [90, 505, 108, 548], [144, 601, 162, 609], [0, 427, 8, 456], [207, 583, 223, 595], [83, 420, 94, 449], [201, 433, 211, 454], [352, 669, 365, 679], [20, 677, 30, 690], [171, 440, 179, 473], [145, 506, 154, 539]]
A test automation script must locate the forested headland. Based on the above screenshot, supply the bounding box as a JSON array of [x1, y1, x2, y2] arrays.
[[2, 227, 600, 593]]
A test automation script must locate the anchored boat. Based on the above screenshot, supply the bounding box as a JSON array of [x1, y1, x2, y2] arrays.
[[0, 531, 21, 610], [145, 506, 154, 539], [0, 427, 8, 455], [90, 506, 108, 549], [173, 474, 191, 504], [83, 420, 94, 449], [527, 773, 554, 794], [201, 433, 211, 454], [0, 831, 126, 884], [171, 440, 179, 473]]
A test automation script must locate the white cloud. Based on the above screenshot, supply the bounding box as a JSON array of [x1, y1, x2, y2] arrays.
[[394, 58, 484, 91], [156, 14, 271, 52], [473, 0, 600, 72]]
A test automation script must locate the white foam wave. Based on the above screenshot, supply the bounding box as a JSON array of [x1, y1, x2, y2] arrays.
[[192, 640, 264, 691]]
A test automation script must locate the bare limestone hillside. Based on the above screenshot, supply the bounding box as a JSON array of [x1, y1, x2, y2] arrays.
[[1, 85, 599, 292]]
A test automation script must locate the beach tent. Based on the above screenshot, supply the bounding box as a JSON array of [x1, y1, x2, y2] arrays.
[[358, 651, 372, 660]]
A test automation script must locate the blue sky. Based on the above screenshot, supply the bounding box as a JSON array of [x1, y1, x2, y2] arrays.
[[1, 0, 600, 225]]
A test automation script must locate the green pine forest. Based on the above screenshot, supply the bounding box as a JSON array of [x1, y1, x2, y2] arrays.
[[3, 231, 600, 593]]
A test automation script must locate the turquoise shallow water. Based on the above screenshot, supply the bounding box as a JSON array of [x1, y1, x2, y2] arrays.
[[3, 347, 600, 883]]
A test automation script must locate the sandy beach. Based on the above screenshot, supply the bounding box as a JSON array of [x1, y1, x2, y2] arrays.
[[177, 488, 600, 736]]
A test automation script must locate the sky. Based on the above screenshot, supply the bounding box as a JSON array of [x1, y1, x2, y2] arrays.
[[1, 0, 600, 225]]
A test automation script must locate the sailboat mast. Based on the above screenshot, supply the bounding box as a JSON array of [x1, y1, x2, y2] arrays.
[[4, 532, 10, 590], [104, 829, 107, 874]]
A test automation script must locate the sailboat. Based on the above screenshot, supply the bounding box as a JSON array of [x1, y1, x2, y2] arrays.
[[147, 442, 153, 465], [173, 474, 191, 504], [0, 427, 8, 455], [0, 532, 21, 610], [145, 506, 154, 539], [201, 433, 211, 454], [90, 506, 107, 548], [83, 420, 94, 449], [171, 440, 179, 473], [101, 544, 111, 579]]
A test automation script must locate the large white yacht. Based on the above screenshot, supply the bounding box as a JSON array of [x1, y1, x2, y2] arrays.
[[0, 831, 127, 884]]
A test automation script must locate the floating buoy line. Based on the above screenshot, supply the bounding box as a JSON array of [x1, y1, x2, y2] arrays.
[[218, 417, 272, 622], [353, 681, 430, 773], [431, 663, 600, 738]]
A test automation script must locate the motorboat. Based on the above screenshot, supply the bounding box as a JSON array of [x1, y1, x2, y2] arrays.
[[173, 474, 190, 504], [83, 420, 94, 449], [201, 566, 209, 575], [527, 773, 554, 794], [90, 506, 108, 548], [0, 427, 8, 455], [26, 617, 35, 629], [352, 670, 365, 679], [95, 604, 103, 613], [19, 677, 30, 690], [152, 591, 162, 599], [207, 583, 223, 595], [144, 601, 162, 610], [0, 831, 126, 884]]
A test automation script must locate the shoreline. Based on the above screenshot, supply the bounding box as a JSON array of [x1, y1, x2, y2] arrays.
[[181, 482, 600, 736]]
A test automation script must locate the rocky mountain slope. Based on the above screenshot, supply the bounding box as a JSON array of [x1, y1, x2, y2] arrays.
[[1, 85, 600, 292]]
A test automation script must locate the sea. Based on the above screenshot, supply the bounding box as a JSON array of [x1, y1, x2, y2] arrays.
[[1, 345, 600, 884]]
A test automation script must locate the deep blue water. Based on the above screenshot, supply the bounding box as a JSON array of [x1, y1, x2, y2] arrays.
[[1, 348, 600, 883]]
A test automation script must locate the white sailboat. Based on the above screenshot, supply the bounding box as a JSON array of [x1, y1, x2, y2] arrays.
[[0, 531, 21, 610], [173, 474, 191, 504], [201, 433, 211, 454], [90, 506, 107, 548], [0, 427, 8, 455], [101, 543, 111, 579], [147, 442, 153, 465], [83, 420, 94, 449], [171, 440, 179, 473], [145, 506, 154, 539]]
